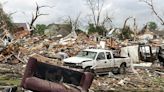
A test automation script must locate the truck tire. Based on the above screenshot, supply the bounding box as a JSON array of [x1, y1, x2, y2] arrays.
[[84, 67, 94, 73], [84, 67, 96, 76], [112, 68, 119, 74], [119, 64, 126, 74]]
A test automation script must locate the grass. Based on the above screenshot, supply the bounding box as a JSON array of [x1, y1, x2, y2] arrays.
[[153, 77, 164, 88], [0, 75, 21, 86]]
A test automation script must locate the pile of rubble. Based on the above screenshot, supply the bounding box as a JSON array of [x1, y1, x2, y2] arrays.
[[0, 33, 91, 64], [0, 29, 164, 91], [90, 67, 164, 91]]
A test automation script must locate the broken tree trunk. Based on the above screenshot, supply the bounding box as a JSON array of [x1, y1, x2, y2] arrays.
[[29, 2, 48, 35]]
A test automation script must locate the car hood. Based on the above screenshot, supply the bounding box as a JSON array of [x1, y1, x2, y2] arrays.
[[63, 57, 93, 63]]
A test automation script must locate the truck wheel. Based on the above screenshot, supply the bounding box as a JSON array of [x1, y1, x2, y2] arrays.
[[84, 67, 97, 77], [84, 67, 94, 73], [119, 64, 126, 74], [112, 68, 119, 74]]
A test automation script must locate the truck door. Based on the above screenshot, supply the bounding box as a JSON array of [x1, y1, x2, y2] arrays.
[[95, 52, 108, 73], [106, 52, 114, 68]]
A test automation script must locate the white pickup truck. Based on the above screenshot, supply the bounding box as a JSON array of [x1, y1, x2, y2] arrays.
[[63, 49, 131, 74]]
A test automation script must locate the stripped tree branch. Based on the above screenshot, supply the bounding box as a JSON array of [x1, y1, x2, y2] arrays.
[[123, 16, 133, 30], [30, 2, 51, 35], [140, 0, 164, 25], [87, 0, 104, 27], [102, 14, 112, 27]]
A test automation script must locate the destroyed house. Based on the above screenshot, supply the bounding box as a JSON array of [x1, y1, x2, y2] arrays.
[[44, 24, 72, 39], [14, 23, 29, 31], [14, 23, 30, 39], [151, 30, 164, 39]]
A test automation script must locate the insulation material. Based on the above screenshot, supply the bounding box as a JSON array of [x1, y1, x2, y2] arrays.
[[59, 30, 77, 45], [139, 34, 154, 40], [121, 45, 139, 63], [99, 41, 106, 49]]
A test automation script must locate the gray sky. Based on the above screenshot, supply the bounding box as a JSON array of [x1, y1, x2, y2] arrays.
[[1, 0, 164, 29]]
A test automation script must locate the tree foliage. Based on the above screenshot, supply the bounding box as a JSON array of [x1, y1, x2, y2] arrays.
[[119, 26, 134, 40], [30, 3, 50, 35], [148, 21, 157, 30], [86, 0, 112, 35], [0, 4, 15, 33], [75, 29, 85, 34], [88, 23, 106, 35], [34, 24, 47, 35]]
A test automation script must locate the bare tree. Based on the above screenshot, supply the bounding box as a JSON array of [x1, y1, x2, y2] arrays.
[[123, 16, 133, 30], [86, 0, 113, 35], [133, 17, 138, 41], [120, 16, 136, 40], [8, 11, 17, 17], [30, 2, 49, 35], [86, 0, 104, 27], [0, 3, 15, 44], [0, 3, 14, 33], [140, 0, 164, 25], [73, 13, 81, 31], [64, 13, 81, 31], [102, 13, 112, 26]]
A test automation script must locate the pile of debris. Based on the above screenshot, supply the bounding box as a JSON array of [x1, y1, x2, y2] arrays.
[[0, 34, 95, 73], [0, 26, 164, 91], [90, 67, 164, 91]]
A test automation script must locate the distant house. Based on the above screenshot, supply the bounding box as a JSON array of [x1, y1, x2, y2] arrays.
[[138, 30, 154, 40], [140, 25, 164, 39], [137, 27, 154, 44], [14, 23, 30, 31], [151, 30, 164, 39], [44, 23, 72, 39], [14, 23, 30, 39]]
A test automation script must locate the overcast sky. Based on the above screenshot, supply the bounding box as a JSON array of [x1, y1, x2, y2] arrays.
[[1, 0, 164, 29]]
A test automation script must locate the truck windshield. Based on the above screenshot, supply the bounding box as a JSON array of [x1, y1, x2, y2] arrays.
[[76, 51, 97, 59]]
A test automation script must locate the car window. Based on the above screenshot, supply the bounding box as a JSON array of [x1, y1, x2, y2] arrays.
[[97, 52, 105, 60], [106, 52, 111, 59]]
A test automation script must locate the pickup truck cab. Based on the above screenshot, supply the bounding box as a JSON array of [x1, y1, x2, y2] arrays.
[[63, 49, 131, 74]]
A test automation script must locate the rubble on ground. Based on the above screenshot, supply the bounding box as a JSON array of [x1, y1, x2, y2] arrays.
[[90, 66, 164, 91], [0, 29, 164, 91]]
